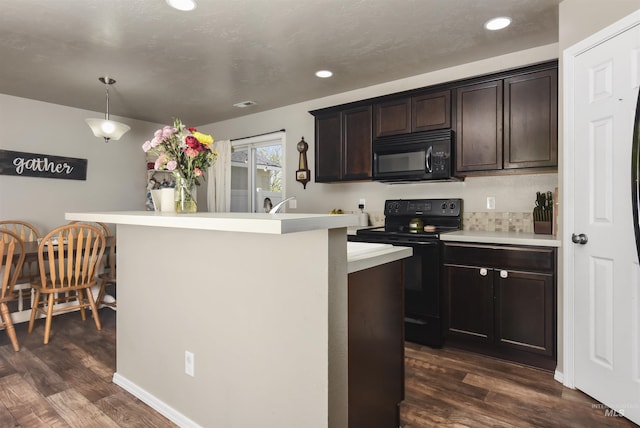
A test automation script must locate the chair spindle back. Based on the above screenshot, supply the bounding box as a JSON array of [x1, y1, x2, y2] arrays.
[[38, 224, 105, 291]]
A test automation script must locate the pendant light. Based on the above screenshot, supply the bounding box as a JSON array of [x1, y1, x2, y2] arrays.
[[85, 77, 130, 143]]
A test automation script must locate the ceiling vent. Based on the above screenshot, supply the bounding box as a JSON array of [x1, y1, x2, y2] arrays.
[[233, 101, 257, 108]]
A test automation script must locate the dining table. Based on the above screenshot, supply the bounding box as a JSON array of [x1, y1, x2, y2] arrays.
[[18, 235, 116, 263]]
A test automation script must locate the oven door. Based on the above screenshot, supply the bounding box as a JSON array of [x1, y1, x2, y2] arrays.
[[400, 240, 443, 347]]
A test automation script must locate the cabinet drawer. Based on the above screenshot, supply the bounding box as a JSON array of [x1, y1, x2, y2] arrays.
[[442, 242, 555, 273]]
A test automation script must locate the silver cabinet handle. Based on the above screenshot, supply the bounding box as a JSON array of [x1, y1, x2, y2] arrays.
[[572, 233, 588, 245], [500, 270, 508, 279], [479, 268, 488, 276]]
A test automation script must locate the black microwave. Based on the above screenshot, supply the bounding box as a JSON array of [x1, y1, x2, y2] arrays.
[[372, 129, 457, 182]]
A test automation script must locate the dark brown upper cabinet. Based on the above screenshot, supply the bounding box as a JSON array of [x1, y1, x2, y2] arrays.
[[311, 60, 557, 182], [374, 98, 411, 137], [412, 90, 451, 132], [455, 80, 503, 172], [374, 90, 451, 138], [342, 106, 373, 181], [455, 66, 558, 175], [314, 111, 342, 182], [313, 105, 372, 182], [503, 69, 558, 169]]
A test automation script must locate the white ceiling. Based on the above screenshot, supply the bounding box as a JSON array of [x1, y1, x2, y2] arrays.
[[0, 0, 560, 126]]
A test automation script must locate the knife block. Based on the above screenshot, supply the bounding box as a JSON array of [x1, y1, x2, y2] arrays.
[[534, 220, 552, 235]]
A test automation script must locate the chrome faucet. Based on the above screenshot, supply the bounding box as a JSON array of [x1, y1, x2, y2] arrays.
[[269, 196, 296, 214]]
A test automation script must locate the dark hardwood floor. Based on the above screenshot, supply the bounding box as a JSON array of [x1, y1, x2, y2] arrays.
[[0, 310, 635, 427], [402, 342, 638, 428], [0, 308, 176, 427]]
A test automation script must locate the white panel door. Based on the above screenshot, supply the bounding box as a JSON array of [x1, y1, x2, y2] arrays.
[[572, 20, 640, 422]]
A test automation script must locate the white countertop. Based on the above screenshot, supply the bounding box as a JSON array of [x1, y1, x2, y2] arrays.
[[65, 211, 358, 234], [440, 230, 561, 247], [347, 242, 413, 273]]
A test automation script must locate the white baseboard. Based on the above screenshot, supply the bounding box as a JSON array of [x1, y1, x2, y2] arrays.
[[554, 369, 564, 385], [112, 372, 202, 428]]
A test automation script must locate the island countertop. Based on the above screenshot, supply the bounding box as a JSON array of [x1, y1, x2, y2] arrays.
[[65, 211, 358, 234], [347, 242, 412, 274]]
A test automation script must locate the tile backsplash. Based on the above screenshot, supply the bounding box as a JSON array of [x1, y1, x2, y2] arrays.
[[463, 212, 533, 233], [353, 211, 533, 232]]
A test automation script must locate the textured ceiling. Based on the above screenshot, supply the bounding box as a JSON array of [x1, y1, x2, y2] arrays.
[[0, 0, 560, 126]]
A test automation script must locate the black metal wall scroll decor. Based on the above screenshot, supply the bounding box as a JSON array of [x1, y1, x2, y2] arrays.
[[0, 149, 88, 180]]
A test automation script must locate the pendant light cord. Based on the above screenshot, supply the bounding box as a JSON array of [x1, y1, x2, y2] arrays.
[[104, 86, 110, 121]]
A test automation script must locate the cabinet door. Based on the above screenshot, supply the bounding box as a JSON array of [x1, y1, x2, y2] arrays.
[[315, 112, 342, 182], [412, 90, 451, 132], [348, 260, 403, 428], [504, 69, 558, 169], [495, 270, 555, 356], [443, 264, 494, 343], [342, 105, 373, 181], [374, 98, 411, 137], [455, 80, 503, 172]]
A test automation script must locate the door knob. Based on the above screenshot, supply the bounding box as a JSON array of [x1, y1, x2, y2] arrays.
[[479, 268, 488, 276], [572, 233, 588, 245], [500, 270, 508, 278]]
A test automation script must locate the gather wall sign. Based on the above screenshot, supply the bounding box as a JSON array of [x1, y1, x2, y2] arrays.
[[0, 149, 87, 181]]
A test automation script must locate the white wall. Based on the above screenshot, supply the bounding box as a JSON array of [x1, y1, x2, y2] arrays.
[[559, 0, 640, 48], [199, 43, 559, 217], [0, 94, 161, 233]]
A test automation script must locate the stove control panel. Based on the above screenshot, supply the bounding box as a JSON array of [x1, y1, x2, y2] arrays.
[[384, 198, 462, 217]]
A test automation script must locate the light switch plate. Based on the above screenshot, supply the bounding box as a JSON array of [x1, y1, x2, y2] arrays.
[[185, 351, 195, 377], [289, 199, 297, 209]]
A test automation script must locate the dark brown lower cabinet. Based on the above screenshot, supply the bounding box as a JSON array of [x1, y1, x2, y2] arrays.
[[348, 260, 404, 428], [443, 242, 556, 371]]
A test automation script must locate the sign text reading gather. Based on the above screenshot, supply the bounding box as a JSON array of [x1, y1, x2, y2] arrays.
[[0, 150, 87, 181]]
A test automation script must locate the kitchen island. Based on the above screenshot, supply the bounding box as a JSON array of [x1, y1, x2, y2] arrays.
[[65, 211, 411, 428]]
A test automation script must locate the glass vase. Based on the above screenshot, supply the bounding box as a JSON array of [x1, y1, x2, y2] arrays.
[[174, 174, 197, 213]]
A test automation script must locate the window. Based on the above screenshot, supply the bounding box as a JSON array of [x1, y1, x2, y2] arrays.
[[230, 132, 285, 213]]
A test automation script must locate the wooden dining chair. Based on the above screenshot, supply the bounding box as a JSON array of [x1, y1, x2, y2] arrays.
[[67, 221, 110, 238], [0, 230, 25, 351], [0, 220, 42, 316], [68, 221, 116, 309], [29, 223, 106, 344]]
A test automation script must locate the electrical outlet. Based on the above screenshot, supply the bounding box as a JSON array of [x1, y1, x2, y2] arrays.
[[185, 351, 195, 377], [486, 196, 496, 210], [289, 199, 297, 209]]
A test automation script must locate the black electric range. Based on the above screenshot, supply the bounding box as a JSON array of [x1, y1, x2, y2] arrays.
[[350, 198, 463, 347]]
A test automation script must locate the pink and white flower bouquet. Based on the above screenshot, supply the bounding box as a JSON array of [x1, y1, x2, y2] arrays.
[[142, 118, 217, 186]]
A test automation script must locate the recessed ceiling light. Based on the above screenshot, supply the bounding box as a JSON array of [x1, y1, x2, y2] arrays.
[[233, 100, 257, 108], [315, 70, 333, 78], [166, 0, 197, 11], [484, 16, 511, 31]]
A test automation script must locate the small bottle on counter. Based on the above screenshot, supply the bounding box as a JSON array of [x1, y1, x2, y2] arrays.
[[358, 203, 369, 226]]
